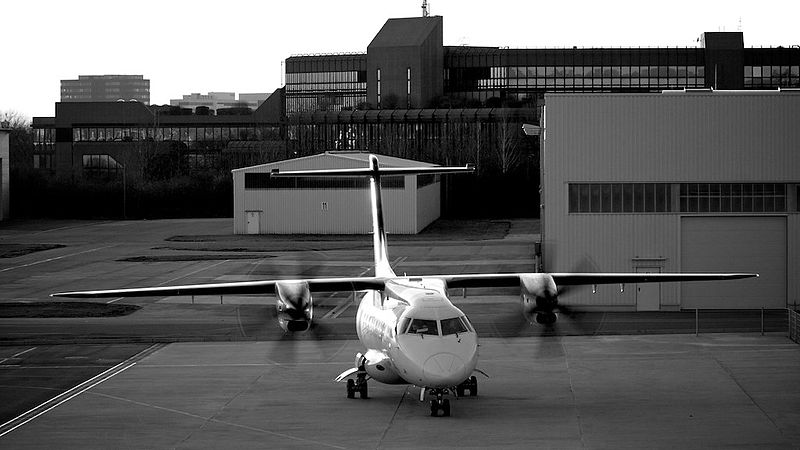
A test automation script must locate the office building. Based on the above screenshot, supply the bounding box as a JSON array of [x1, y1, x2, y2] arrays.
[[60, 75, 150, 104]]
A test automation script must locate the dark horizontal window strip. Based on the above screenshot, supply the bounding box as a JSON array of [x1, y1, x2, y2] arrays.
[[245, 173, 404, 190], [679, 183, 787, 213], [568, 183, 672, 213]]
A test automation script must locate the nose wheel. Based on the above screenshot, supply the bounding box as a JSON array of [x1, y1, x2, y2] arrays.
[[430, 391, 451, 417]]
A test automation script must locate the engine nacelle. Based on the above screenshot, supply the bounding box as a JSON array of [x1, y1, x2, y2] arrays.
[[359, 350, 404, 384], [519, 273, 559, 324], [275, 281, 313, 333]]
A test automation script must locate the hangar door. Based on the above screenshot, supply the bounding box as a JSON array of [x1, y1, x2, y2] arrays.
[[681, 216, 786, 309]]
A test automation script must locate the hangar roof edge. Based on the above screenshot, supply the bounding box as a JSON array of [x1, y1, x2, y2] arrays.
[[231, 151, 438, 173]]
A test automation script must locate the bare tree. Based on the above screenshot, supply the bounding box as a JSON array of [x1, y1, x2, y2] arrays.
[[1, 110, 30, 129], [494, 109, 522, 174]]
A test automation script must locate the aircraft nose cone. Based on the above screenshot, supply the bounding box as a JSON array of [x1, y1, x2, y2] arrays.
[[423, 352, 465, 383]]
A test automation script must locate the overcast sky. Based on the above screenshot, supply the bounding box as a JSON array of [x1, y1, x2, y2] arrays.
[[2, 0, 797, 120]]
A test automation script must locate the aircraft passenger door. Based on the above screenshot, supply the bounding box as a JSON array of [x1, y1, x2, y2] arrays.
[[246, 211, 261, 235], [635, 267, 661, 311]]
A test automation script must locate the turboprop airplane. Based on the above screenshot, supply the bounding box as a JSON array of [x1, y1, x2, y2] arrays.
[[53, 154, 757, 417]]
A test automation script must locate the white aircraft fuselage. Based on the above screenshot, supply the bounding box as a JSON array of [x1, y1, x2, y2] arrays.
[[354, 278, 478, 389]]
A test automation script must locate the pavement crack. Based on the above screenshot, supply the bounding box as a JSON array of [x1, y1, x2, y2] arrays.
[[561, 341, 587, 449], [377, 387, 407, 448], [711, 355, 786, 438]]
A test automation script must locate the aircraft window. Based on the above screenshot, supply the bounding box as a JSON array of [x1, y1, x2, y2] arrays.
[[460, 316, 474, 332], [407, 318, 439, 335], [441, 317, 469, 335], [398, 317, 410, 334]]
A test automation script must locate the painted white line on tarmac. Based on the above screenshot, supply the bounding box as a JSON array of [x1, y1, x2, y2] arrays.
[[0, 347, 37, 365], [0, 343, 165, 438], [0, 245, 118, 273], [321, 266, 374, 319], [158, 259, 231, 286]]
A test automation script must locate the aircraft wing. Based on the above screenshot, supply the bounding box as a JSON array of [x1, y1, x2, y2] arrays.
[[439, 272, 757, 289], [51, 277, 387, 299], [52, 272, 757, 298]]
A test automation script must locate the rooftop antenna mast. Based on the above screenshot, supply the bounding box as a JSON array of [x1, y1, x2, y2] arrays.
[[422, 0, 429, 17]]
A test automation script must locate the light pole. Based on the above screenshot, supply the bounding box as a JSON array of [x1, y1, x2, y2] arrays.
[[119, 163, 127, 219]]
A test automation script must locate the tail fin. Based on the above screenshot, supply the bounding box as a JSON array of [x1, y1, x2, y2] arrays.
[[271, 154, 474, 278]]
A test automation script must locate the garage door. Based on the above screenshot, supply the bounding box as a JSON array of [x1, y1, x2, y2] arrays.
[[681, 216, 786, 309]]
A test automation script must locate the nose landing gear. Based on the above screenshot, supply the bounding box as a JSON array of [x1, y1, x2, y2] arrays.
[[429, 390, 451, 417]]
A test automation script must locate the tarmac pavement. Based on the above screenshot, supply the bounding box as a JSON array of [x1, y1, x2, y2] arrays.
[[1, 334, 798, 449]]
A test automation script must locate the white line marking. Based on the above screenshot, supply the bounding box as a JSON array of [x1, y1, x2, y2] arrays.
[[105, 297, 124, 304], [90, 392, 348, 449], [157, 260, 231, 286], [0, 245, 117, 273], [321, 266, 373, 319], [28, 221, 111, 235], [0, 347, 37, 365], [0, 344, 163, 437]]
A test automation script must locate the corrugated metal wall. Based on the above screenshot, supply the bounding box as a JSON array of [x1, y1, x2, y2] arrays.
[[416, 182, 441, 232], [232, 153, 439, 234], [543, 92, 800, 309]]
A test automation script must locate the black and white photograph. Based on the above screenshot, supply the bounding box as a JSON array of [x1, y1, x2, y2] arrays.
[[1, 0, 799, 448]]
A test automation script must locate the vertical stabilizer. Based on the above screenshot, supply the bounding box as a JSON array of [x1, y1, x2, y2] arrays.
[[368, 155, 395, 278]]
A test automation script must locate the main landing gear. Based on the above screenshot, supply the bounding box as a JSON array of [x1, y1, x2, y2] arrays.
[[345, 361, 369, 399], [427, 376, 479, 417], [456, 376, 478, 397]]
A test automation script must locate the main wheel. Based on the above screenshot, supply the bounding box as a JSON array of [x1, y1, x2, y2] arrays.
[[442, 399, 451, 417], [469, 375, 478, 396], [430, 400, 439, 417], [346, 379, 355, 399], [359, 380, 368, 399]]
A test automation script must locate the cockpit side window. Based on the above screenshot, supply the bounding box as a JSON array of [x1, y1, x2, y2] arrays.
[[407, 318, 439, 335], [397, 317, 410, 335], [460, 315, 474, 333], [441, 317, 469, 335]]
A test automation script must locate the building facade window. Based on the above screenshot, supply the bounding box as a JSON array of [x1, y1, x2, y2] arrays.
[[33, 127, 55, 170], [245, 173, 404, 190], [743, 65, 800, 88], [568, 183, 672, 213], [679, 183, 787, 213], [377, 68, 381, 108], [83, 154, 123, 178], [407, 67, 412, 108], [284, 70, 367, 112]]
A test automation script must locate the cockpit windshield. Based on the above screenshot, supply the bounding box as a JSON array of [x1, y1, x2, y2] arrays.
[[400, 316, 473, 336], [441, 317, 470, 335], [407, 318, 438, 335]]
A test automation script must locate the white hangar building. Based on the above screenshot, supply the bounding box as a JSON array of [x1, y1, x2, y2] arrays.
[[542, 90, 799, 310], [232, 152, 442, 234]]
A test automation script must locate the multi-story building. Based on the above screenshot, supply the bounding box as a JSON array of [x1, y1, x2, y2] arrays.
[[31, 15, 799, 219], [32, 89, 285, 179], [285, 17, 799, 114], [170, 92, 270, 114], [60, 75, 151, 104]]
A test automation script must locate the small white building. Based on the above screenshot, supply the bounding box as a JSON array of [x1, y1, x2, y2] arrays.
[[232, 152, 442, 234], [542, 91, 799, 310]]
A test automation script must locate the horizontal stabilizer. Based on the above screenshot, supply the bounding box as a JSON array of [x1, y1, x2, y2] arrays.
[[271, 165, 474, 178]]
